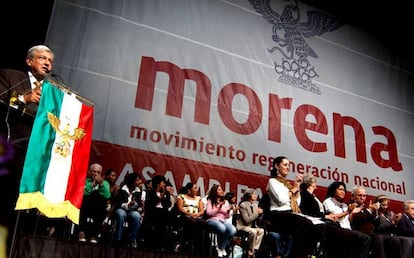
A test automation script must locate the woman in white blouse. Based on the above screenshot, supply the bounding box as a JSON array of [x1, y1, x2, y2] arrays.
[[266, 156, 317, 258]]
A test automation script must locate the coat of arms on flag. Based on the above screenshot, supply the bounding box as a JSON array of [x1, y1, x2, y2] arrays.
[[15, 79, 94, 224]]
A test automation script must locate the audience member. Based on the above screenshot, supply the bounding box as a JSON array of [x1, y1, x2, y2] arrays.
[[104, 169, 120, 216], [224, 191, 238, 225], [258, 192, 292, 258], [349, 186, 388, 258], [236, 188, 264, 258], [144, 179, 152, 191], [300, 174, 371, 258], [78, 163, 111, 243], [323, 181, 371, 258], [396, 200, 414, 237], [176, 182, 206, 254], [142, 175, 173, 250], [99, 168, 120, 243], [165, 180, 177, 212], [374, 194, 401, 235], [349, 186, 380, 233], [205, 184, 237, 257], [266, 156, 318, 258], [113, 172, 144, 247], [299, 174, 336, 221]]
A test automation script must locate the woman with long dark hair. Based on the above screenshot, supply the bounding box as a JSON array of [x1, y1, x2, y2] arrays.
[[205, 184, 237, 257]]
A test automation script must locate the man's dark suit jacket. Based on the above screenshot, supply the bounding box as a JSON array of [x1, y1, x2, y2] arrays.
[[396, 214, 414, 237], [0, 68, 38, 115], [299, 190, 324, 218], [0, 69, 36, 146]]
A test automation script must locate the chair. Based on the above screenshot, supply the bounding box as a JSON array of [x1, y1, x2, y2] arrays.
[[204, 225, 219, 256], [232, 230, 251, 258]]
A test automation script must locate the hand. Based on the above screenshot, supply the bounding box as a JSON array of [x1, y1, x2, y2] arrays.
[[24, 88, 41, 104], [129, 200, 136, 207], [348, 202, 358, 213], [294, 175, 303, 187], [393, 213, 402, 224], [368, 200, 380, 212], [326, 214, 337, 221], [93, 173, 104, 185], [113, 185, 120, 192]]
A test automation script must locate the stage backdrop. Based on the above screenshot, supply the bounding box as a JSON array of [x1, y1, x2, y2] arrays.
[[45, 0, 413, 209]]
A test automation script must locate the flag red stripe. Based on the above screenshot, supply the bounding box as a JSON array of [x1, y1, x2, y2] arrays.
[[65, 104, 94, 209]]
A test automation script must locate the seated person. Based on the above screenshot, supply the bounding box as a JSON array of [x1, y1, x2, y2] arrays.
[[103, 168, 121, 221], [236, 188, 264, 258], [113, 172, 144, 247], [258, 192, 292, 258], [267, 156, 319, 258], [301, 174, 370, 258], [374, 194, 401, 235], [224, 192, 238, 225], [78, 163, 111, 243], [176, 182, 206, 253], [205, 184, 237, 258], [323, 181, 371, 258], [165, 180, 177, 212], [396, 200, 414, 237], [99, 168, 120, 243], [142, 175, 173, 250]]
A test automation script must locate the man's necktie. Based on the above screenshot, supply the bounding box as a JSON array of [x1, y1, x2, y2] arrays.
[[33, 81, 41, 89]]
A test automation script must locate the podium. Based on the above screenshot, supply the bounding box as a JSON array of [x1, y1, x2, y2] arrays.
[[0, 100, 34, 150], [6, 79, 95, 258]]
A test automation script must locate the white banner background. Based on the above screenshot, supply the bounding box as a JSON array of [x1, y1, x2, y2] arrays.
[[45, 0, 414, 207]]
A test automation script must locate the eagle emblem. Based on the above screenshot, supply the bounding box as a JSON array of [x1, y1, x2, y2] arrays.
[[249, 0, 343, 94], [47, 112, 86, 158]]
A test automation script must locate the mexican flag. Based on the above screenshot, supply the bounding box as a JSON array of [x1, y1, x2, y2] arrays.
[[15, 80, 94, 224]]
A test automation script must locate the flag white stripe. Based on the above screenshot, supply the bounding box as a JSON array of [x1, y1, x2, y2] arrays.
[[43, 93, 83, 203]]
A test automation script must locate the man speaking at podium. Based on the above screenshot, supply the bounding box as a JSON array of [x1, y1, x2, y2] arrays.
[[0, 44, 54, 256], [0, 45, 54, 144]]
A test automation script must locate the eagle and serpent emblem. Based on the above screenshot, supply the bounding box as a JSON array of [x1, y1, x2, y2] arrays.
[[249, 0, 343, 94], [47, 112, 86, 158]]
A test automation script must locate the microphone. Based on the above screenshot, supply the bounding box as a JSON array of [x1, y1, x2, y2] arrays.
[[46, 70, 66, 85]]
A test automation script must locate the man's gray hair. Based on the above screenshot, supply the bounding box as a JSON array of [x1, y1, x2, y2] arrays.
[[27, 45, 54, 60]]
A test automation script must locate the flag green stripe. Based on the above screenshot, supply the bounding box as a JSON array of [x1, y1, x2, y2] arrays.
[[19, 81, 64, 193]]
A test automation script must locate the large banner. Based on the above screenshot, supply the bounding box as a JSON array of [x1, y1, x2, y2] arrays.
[[45, 0, 413, 209]]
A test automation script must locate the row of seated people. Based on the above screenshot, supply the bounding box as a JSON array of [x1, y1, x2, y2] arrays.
[[264, 155, 414, 258], [78, 165, 169, 249], [76, 163, 289, 257], [18, 160, 414, 258]]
